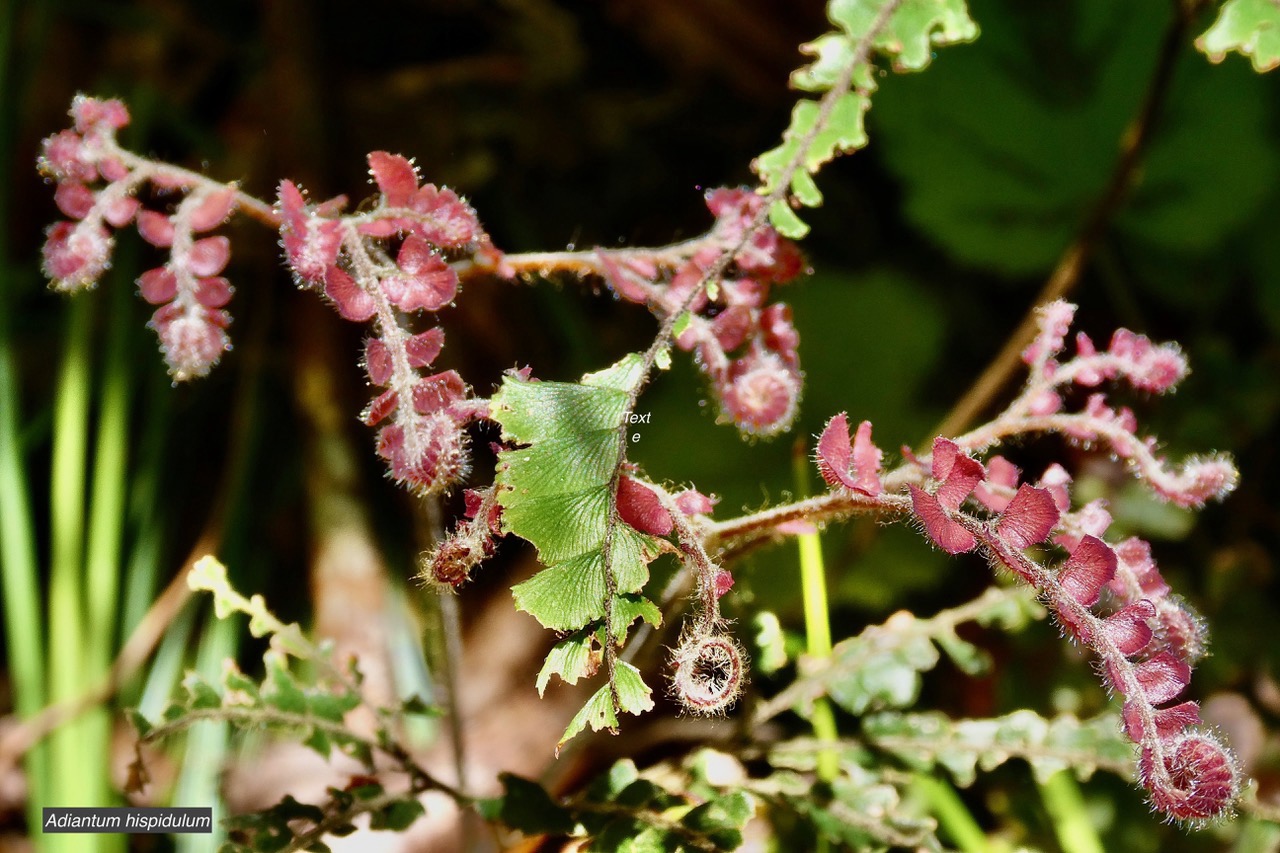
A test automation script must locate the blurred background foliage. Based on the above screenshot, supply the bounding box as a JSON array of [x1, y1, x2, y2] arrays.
[[2, 0, 1280, 850]]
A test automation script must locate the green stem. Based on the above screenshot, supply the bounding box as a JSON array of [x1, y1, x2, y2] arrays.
[[1039, 770, 1105, 853], [0, 0, 50, 836], [173, 614, 236, 853], [912, 774, 990, 853], [791, 441, 838, 784], [47, 295, 93, 849], [80, 281, 132, 849], [0, 227, 47, 844]]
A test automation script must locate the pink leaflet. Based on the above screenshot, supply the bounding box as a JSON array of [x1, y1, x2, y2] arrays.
[[975, 456, 1020, 511], [1058, 535, 1117, 608], [362, 389, 399, 426], [760, 303, 800, 360], [1111, 537, 1169, 599], [138, 267, 178, 305], [1133, 651, 1192, 705], [712, 305, 752, 352], [816, 414, 882, 495], [816, 413, 855, 490], [597, 251, 650, 304], [1123, 699, 1200, 742], [188, 236, 231, 277], [102, 195, 140, 228], [368, 151, 418, 207], [54, 181, 95, 219], [390, 235, 458, 312], [1101, 600, 1156, 656], [188, 187, 237, 232], [850, 420, 884, 496], [616, 475, 674, 537], [909, 484, 975, 554], [931, 437, 984, 511], [194, 277, 233, 308], [673, 489, 717, 516], [405, 327, 445, 368], [323, 266, 376, 322], [136, 210, 175, 248], [994, 484, 1059, 549], [412, 371, 466, 415], [365, 338, 393, 386]]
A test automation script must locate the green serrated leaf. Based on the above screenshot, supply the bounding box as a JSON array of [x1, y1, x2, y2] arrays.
[[753, 612, 790, 674], [806, 91, 871, 171], [768, 199, 810, 238], [1198, 0, 1280, 72], [484, 773, 577, 834], [588, 822, 665, 853], [183, 673, 222, 710], [222, 665, 261, 700], [681, 791, 754, 849], [126, 708, 153, 738], [585, 758, 641, 802], [396, 694, 438, 716], [613, 778, 675, 810], [558, 662, 654, 748], [495, 354, 659, 633], [537, 631, 597, 696], [790, 169, 824, 208], [792, 33, 863, 92], [302, 727, 331, 757], [306, 687, 360, 722], [369, 798, 425, 832], [263, 653, 307, 714], [830, 0, 978, 72], [561, 682, 619, 746], [864, 710, 1134, 788], [827, 633, 938, 714], [934, 629, 989, 675], [609, 593, 662, 644]]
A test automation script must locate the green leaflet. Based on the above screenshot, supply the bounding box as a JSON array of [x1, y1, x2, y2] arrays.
[[1197, 0, 1280, 73], [863, 710, 1135, 787], [755, 0, 977, 237], [478, 761, 753, 851], [492, 355, 664, 740], [493, 354, 659, 632], [560, 662, 655, 749]]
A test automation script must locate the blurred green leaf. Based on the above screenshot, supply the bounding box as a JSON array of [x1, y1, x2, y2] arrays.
[[1197, 0, 1280, 72], [864, 709, 1135, 786], [872, 0, 1277, 275]]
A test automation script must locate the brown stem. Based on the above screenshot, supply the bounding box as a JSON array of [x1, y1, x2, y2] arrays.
[[929, 0, 1199, 441]]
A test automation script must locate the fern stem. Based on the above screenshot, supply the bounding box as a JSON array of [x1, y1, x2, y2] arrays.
[[1039, 770, 1105, 853], [792, 440, 838, 784], [912, 774, 990, 853]]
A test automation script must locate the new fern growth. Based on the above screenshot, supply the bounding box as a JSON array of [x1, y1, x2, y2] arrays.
[[34, 0, 1280, 846]]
